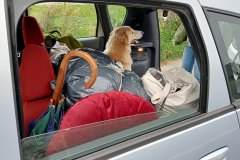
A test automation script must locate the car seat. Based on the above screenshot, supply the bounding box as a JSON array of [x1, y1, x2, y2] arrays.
[[20, 16, 55, 136]]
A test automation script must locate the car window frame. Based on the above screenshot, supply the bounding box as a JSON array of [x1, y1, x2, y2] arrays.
[[10, 0, 211, 159], [204, 8, 240, 104]]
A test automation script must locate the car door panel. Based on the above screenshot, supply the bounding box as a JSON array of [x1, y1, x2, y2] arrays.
[[0, 1, 22, 159], [110, 110, 240, 160]]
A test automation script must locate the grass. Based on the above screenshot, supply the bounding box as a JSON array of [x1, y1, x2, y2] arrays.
[[158, 10, 185, 61], [29, 3, 184, 60], [107, 5, 126, 28], [28, 3, 97, 37]]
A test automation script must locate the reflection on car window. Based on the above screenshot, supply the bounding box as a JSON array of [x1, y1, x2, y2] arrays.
[[107, 5, 126, 28], [28, 2, 97, 38], [21, 109, 198, 159], [208, 11, 240, 100], [21, 112, 157, 159]]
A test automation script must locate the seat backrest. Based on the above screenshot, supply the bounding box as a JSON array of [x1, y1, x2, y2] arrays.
[[20, 16, 55, 136]]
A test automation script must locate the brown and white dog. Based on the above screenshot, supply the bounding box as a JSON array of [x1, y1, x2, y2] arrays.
[[104, 26, 143, 71]]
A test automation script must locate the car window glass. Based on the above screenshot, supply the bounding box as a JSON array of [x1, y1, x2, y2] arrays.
[[207, 11, 240, 100], [21, 109, 198, 159], [107, 5, 126, 28], [28, 2, 97, 38]]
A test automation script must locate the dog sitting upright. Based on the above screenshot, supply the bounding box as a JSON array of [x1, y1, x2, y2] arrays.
[[104, 26, 144, 71]]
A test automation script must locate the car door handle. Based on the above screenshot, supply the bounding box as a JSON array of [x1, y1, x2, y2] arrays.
[[200, 147, 229, 160]]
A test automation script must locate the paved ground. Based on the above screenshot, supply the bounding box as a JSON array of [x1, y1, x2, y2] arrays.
[[161, 58, 182, 71]]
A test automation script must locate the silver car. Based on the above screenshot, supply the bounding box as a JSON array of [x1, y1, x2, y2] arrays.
[[1, 0, 240, 159]]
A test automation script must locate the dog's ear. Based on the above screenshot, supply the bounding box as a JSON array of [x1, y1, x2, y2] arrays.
[[120, 32, 130, 44]]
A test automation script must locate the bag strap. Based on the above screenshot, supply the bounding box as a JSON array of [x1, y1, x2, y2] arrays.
[[144, 68, 165, 87], [49, 30, 62, 37], [151, 83, 172, 105]]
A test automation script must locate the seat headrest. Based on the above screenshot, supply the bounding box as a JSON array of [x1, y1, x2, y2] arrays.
[[22, 16, 44, 46], [20, 44, 55, 101]]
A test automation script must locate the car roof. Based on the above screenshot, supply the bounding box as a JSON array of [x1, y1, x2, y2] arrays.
[[12, 0, 240, 27], [199, 0, 240, 14]]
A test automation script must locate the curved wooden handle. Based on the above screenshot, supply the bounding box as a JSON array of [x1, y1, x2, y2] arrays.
[[52, 50, 98, 105]]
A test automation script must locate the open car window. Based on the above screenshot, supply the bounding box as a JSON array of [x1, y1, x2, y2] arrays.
[[18, 2, 203, 160], [107, 5, 126, 28], [28, 2, 97, 38]]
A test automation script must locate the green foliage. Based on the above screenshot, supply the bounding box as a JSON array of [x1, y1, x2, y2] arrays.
[[108, 5, 126, 28], [29, 4, 184, 60], [28, 3, 97, 38], [158, 10, 185, 61]]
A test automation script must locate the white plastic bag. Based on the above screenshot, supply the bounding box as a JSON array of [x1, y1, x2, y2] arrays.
[[141, 67, 199, 114], [49, 41, 70, 61]]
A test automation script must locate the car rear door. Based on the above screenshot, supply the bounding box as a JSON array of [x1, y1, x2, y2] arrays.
[[96, 1, 240, 159], [77, 1, 240, 159]]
